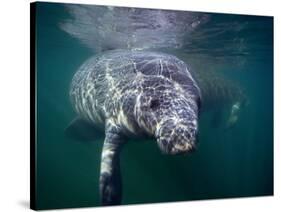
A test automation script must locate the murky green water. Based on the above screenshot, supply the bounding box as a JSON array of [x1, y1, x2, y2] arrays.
[[35, 2, 273, 210]]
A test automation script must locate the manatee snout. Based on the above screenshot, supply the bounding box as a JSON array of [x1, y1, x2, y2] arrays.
[[155, 118, 198, 155]]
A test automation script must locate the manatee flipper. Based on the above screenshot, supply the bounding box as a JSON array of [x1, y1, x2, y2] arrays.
[[65, 117, 103, 141], [225, 101, 241, 129], [99, 122, 125, 206]]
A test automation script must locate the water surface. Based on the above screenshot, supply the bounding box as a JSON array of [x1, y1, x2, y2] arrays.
[[35, 2, 273, 209]]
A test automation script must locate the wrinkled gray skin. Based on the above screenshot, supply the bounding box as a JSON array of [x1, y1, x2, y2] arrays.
[[70, 50, 201, 205]]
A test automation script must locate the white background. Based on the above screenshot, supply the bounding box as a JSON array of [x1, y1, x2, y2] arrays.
[[0, 0, 279, 211]]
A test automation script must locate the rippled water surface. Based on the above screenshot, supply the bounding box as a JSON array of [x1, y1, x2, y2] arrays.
[[35, 2, 273, 209]]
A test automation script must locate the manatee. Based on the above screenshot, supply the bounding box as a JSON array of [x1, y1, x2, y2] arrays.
[[69, 50, 201, 205]]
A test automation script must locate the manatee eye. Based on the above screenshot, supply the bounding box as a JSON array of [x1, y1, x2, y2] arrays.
[[150, 99, 160, 110]]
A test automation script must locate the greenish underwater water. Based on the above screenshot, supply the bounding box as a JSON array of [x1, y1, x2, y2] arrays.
[[35, 2, 273, 210]]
